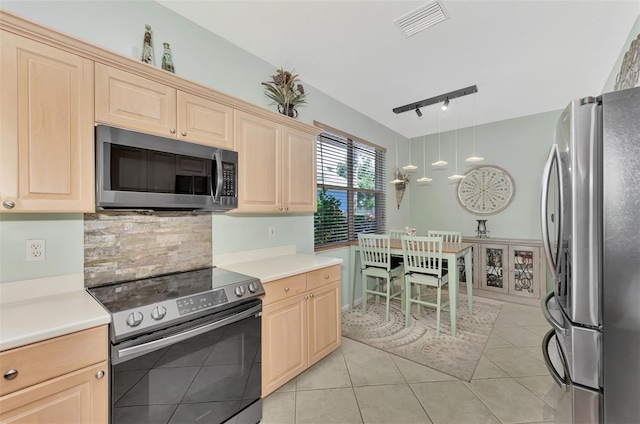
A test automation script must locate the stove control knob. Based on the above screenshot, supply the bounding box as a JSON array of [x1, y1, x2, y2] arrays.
[[234, 286, 246, 297], [151, 306, 167, 321], [126, 311, 143, 327], [248, 282, 258, 293]]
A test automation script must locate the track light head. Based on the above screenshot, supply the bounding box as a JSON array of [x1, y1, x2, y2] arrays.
[[441, 98, 449, 111], [415, 107, 423, 118]]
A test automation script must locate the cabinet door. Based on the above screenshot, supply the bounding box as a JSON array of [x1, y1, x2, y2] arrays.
[[0, 361, 108, 424], [176, 91, 234, 149], [0, 32, 94, 212], [95, 63, 177, 137], [307, 280, 341, 367], [234, 111, 282, 212], [509, 245, 541, 298], [282, 126, 317, 212], [480, 243, 509, 294], [262, 294, 307, 397]]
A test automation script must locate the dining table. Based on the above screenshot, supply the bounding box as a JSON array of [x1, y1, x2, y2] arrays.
[[349, 239, 474, 338]]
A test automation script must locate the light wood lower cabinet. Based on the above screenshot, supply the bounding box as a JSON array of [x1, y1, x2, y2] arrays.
[[0, 326, 108, 424], [0, 31, 94, 213], [262, 265, 341, 396]]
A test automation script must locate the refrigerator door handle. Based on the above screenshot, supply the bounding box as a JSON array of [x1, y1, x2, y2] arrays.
[[542, 291, 568, 336], [542, 329, 570, 392], [541, 144, 562, 277]]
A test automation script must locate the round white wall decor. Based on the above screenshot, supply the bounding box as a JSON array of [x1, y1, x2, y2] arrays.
[[456, 165, 515, 215]]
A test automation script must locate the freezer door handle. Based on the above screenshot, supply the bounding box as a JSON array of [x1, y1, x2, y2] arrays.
[[540, 143, 562, 278], [542, 329, 569, 392], [542, 291, 567, 336]]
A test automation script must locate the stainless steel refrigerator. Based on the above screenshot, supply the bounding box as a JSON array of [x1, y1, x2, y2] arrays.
[[540, 86, 640, 423]]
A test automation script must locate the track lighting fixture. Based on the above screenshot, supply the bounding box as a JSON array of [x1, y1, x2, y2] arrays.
[[415, 106, 423, 119], [441, 98, 449, 111]]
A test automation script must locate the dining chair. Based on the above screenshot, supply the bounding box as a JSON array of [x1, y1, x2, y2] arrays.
[[427, 230, 462, 243], [388, 229, 406, 268], [401, 235, 450, 336], [427, 230, 462, 271], [358, 234, 404, 322]]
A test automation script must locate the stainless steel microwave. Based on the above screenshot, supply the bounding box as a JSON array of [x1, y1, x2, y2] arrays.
[[95, 125, 237, 212]]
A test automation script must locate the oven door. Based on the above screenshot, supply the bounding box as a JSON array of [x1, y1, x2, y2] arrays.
[[111, 300, 261, 424]]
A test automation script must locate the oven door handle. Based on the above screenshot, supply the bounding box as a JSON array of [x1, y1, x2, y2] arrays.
[[116, 304, 261, 361]]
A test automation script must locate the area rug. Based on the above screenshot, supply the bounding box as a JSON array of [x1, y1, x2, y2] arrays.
[[341, 294, 502, 382]]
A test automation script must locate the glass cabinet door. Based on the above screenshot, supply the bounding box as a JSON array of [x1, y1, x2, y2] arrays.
[[509, 245, 541, 298], [480, 244, 508, 294]]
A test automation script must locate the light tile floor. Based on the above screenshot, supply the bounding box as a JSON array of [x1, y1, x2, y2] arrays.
[[261, 298, 564, 424]]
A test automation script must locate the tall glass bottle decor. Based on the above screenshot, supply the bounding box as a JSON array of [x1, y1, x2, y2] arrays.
[[161, 43, 175, 73], [141, 24, 154, 65]]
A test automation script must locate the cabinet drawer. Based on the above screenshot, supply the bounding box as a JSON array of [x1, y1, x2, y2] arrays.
[[307, 265, 341, 291], [263, 274, 306, 305], [0, 326, 108, 396]]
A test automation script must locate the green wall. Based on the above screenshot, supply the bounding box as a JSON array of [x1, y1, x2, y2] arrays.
[[407, 110, 561, 240], [0, 0, 409, 284]]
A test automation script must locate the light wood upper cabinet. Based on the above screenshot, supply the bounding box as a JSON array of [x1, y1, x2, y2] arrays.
[[95, 63, 234, 149], [177, 91, 234, 149], [0, 326, 108, 424], [282, 126, 317, 213], [234, 110, 316, 213], [0, 31, 94, 213], [95, 63, 177, 136]]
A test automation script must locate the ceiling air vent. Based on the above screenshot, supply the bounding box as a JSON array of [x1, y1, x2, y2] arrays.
[[393, 1, 450, 38]]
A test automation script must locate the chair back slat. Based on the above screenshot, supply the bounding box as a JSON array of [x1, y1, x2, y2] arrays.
[[401, 235, 443, 278], [427, 230, 461, 244], [358, 234, 392, 271]]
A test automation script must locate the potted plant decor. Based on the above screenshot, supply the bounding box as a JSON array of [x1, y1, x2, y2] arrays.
[[262, 67, 307, 118]]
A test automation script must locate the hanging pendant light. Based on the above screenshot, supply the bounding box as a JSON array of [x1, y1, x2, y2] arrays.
[[448, 104, 465, 180], [403, 113, 418, 171], [431, 107, 448, 167], [390, 114, 404, 184], [417, 108, 432, 183], [465, 93, 484, 163]]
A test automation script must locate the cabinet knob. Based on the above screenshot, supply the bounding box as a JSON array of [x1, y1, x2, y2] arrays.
[[2, 200, 15, 209], [181, 131, 187, 136], [309, 293, 315, 298], [95, 370, 105, 380], [170, 128, 176, 134], [304, 295, 308, 300], [324, 274, 329, 279], [284, 287, 289, 292], [279, 205, 283, 211], [3, 369, 18, 380], [284, 206, 289, 211]]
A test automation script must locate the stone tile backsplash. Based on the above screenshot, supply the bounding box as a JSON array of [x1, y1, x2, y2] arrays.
[[84, 212, 212, 287]]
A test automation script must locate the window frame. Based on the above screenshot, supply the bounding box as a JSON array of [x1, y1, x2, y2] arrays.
[[313, 124, 387, 250]]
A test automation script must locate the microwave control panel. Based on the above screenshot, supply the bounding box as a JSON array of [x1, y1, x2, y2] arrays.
[[222, 162, 236, 197]]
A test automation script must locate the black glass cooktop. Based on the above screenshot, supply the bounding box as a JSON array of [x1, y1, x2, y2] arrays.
[[87, 267, 257, 313]]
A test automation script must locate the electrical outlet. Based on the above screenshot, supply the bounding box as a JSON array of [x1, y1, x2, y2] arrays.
[[268, 226, 276, 239], [26, 239, 46, 262]]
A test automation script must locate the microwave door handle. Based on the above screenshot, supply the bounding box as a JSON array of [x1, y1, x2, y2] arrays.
[[542, 329, 570, 392], [212, 152, 223, 203], [541, 144, 562, 276]]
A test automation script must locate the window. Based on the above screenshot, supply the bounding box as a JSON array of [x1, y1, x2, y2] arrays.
[[314, 130, 386, 249]]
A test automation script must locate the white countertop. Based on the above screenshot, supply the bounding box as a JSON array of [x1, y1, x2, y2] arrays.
[[0, 250, 342, 351], [0, 274, 111, 352], [219, 253, 343, 283]]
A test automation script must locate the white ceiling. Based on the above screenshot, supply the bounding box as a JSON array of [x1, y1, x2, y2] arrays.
[[157, 0, 639, 138]]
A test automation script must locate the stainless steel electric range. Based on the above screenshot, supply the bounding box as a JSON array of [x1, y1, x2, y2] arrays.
[[87, 267, 264, 424]]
